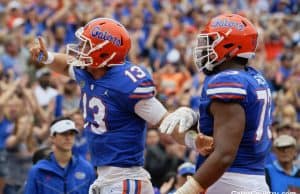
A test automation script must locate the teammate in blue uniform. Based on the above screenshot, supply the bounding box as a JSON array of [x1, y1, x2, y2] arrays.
[[159, 14, 272, 194]]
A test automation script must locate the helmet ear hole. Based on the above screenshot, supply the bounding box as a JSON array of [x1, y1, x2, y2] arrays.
[[119, 37, 123, 46], [241, 20, 247, 26], [224, 43, 234, 48], [100, 53, 109, 58]]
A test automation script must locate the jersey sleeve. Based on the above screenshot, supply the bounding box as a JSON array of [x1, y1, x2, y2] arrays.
[[206, 71, 248, 103], [71, 66, 89, 84], [134, 97, 167, 125], [119, 65, 157, 112], [129, 79, 156, 100]]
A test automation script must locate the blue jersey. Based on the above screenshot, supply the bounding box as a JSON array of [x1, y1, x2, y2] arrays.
[[196, 67, 272, 175], [73, 62, 155, 167]]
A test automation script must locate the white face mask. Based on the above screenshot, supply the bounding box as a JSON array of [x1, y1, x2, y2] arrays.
[[193, 32, 223, 73]]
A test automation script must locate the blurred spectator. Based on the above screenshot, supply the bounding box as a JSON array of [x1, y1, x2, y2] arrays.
[[146, 128, 160, 147], [54, 79, 80, 117], [155, 172, 176, 194], [145, 129, 169, 187], [293, 122, 300, 168], [270, 0, 297, 14], [159, 162, 196, 194], [71, 111, 90, 160], [0, 83, 23, 194], [33, 67, 58, 111], [2, 76, 48, 194], [0, 36, 29, 77], [275, 53, 294, 90], [32, 146, 51, 165], [265, 135, 300, 192], [180, 71, 206, 111], [51, 24, 67, 53], [24, 117, 96, 194], [292, 122, 300, 145], [0, 6, 7, 42], [145, 129, 187, 188], [154, 49, 191, 106], [172, 162, 195, 192], [276, 119, 295, 137], [282, 104, 298, 123], [6, 1, 23, 30], [149, 34, 170, 70], [264, 24, 284, 62], [4, 115, 37, 194]]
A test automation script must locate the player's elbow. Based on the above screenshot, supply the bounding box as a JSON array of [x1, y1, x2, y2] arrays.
[[219, 154, 235, 167], [215, 149, 236, 168]]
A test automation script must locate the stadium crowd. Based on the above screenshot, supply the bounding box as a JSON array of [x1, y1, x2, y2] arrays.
[[0, 0, 299, 193]]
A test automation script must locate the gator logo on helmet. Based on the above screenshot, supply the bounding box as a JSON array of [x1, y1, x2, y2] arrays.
[[211, 19, 245, 31], [91, 26, 121, 47]]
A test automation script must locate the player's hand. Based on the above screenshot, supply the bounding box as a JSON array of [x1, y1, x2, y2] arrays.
[[160, 177, 175, 194], [175, 176, 204, 194], [29, 37, 48, 64], [195, 133, 214, 156], [159, 107, 199, 134]]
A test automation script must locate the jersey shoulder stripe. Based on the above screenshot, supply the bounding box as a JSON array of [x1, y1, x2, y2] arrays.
[[130, 80, 155, 99], [206, 71, 247, 101], [208, 82, 244, 88], [206, 87, 247, 95]]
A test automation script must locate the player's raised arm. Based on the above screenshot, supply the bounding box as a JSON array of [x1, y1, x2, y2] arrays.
[[29, 37, 70, 77]]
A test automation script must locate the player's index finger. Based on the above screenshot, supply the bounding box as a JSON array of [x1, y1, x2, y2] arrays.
[[38, 37, 45, 50]]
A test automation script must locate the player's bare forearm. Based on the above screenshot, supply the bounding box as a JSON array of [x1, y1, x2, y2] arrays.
[[193, 101, 245, 189], [193, 149, 233, 188], [50, 53, 70, 77]]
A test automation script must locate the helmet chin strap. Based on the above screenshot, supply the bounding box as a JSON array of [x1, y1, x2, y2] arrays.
[[204, 57, 226, 72], [204, 45, 241, 73]]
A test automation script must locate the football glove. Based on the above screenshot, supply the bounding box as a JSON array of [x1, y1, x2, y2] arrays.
[[159, 107, 199, 134]]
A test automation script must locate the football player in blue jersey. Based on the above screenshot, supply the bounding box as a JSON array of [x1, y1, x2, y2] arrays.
[[29, 18, 213, 194], [159, 14, 272, 194]]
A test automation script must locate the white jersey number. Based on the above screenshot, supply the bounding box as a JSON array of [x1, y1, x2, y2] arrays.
[[82, 93, 107, 134], [255, 89, 272, 141], [125, 66, 146, 83]]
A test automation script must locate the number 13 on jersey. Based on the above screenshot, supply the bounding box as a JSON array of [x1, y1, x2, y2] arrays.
[[82, 93, 107, 134]]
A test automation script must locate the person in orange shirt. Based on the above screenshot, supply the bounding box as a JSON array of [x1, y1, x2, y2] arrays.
[[155, 49, 191, 97]]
